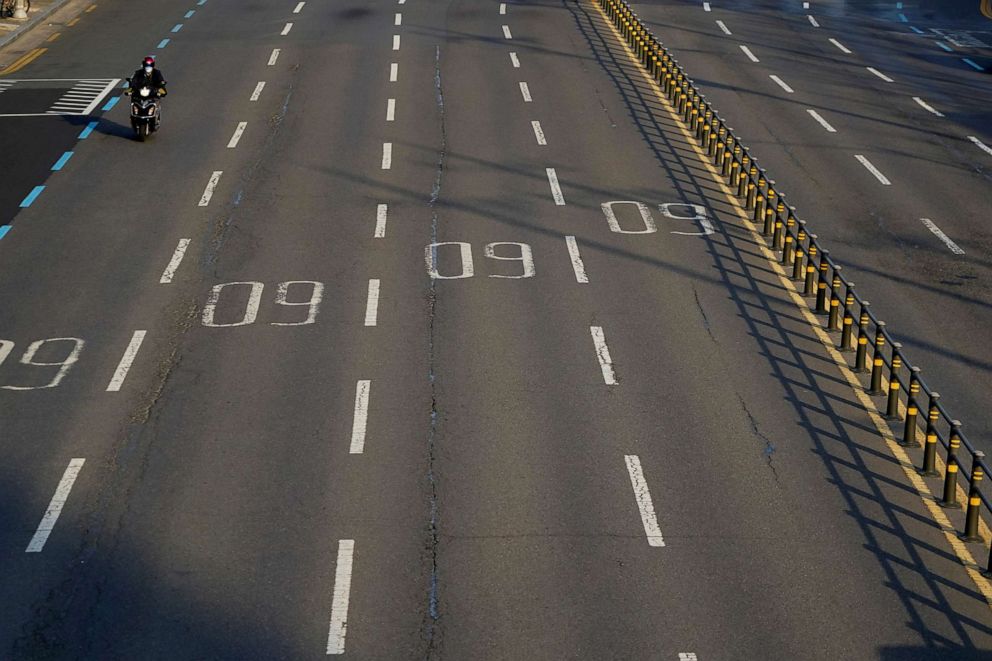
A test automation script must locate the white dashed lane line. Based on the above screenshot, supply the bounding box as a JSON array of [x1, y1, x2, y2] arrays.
[[531, 120, 547, 145], [702, 1, 710, 11], [769, 75, 794, 93], [503, 25, 512, 39], [921, 218, 965, 255], [589, 325, 616, 385], [962, 58, 985, 72], [969, 136, 992, 157], [250, 81, 265, 101], [395, 12, 402, 25], [393, 34, 401, 50], [546, 167, 565, 205], [565, 235, 589, 283], [390, 62, 398, 81], [293, 1, 305, 13], [500, 2, 506, 14], [160, 238, 191, 284], [716, 20, 731, 35], [509, 52, 520, 68], [281, 22, 293, 35], [936, 41, 953, 52], [386, 98, 396, 121], [866, 66, 893, 82], [624, 455, 665, 547], [381, 143, 393, 170], [912, 97, 944, 117], [350, 380, 372, 454], [227, 121, 247, 149], [806, 109, 836, 132], [106, 330, 147, 392], [375, 203, 388, 238], [325, 540, 355, 655], [807, 15, 820, 27], [25, 459, 85, 553], [198, 170, 223, 206], [268, 48, 281, 65], [855, 154, 891, 185], [828, 37, 851, 54], [519, 81, 532, 102], [364, 279, 381, 327], [739, 45, 759, 62]]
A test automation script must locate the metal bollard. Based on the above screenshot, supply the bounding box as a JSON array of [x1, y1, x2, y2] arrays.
[[962, 454, 984, 541], [792, 221, 807, 279], [804, 241, 818, 296], [901, 367, 921, 446], [840, 283, 855, 350], [868, 322, 886, 395], [885, 343, 902, 419], [940, 421, 962, 508], [919, 393, 941, 475], [855, 302, 870, 372], [815, 250, 830, 313], [828, 268, 842, 331]]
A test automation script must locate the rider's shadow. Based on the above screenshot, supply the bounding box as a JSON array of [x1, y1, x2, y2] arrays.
[[61, 113, 139, 140]]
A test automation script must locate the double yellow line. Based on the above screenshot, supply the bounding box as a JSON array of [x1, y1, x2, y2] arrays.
[[1, 47, 46, 75]]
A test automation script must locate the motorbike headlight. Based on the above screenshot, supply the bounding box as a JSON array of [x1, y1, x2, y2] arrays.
[[139, 87, 151, 98], [132, 104, 140, 113]]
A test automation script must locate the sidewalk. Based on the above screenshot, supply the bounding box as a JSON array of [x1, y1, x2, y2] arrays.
[[0, 0, 69, 50]]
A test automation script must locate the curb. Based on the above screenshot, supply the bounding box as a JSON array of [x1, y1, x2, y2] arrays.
[[0, 0, 72, 51]]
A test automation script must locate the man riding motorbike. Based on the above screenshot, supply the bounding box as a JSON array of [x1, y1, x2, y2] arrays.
[[124, 56, 168, 99]]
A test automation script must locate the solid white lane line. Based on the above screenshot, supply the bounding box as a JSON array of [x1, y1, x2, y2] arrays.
[[502, 25, 512, 39], [227, 121, 247, 148], [198, 171, 223, 206], [589, 326, 616, 385], [519, 81, 532, 102], [855, 154, 891, 185], [106, 330, 147, 392], [702, 2, 710, 11], [375, 204, 388, 238], [350, 381, 371, 454], [160, 238, 191, 283], [390, 62, 399, 81], [364, 279, 381, 326], [739, 44, 759, 62], [866, 66, 893, 82], [969, 136, 992, 157], [565, 235, 589, 283], [716, 20, 731, 35], [395, 12, 402, 25], [26, 459, 85, 553], [807, 15, 819, 27], [531, 120, 547, 145], [509, 52, 520, 68], [382, 143, 393, 169], [326, 539, 355, 655], [806, 109, 836, 132], [625, 455, 665, 547], [500, 2, 506, 14], [281, 22, 293, 35], [829, 37, 851, 53], [268, 48, 281, 65], [769, 74, 794, 93], [546, 167, 565, 205], [293, 1, 305, 13], [912, 96, 944, 117], [962, 58, 985, 71], [250, 81, 266, 101], [921, 218, 965, 255], [393, 34, 401, 50], [386, 98, 396, 121]]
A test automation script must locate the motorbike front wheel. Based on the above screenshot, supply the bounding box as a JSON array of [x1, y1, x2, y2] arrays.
[[137, 123, 149, 142]]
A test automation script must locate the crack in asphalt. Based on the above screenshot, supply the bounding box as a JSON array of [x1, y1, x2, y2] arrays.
[[423, 43, 445, 660], [692, 285, 718, 344], [738, 394, 780, 483]]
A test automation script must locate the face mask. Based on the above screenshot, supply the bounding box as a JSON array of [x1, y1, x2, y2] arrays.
[[144, 66, 153, 74]]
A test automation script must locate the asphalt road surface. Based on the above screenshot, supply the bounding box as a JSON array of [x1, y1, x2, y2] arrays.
[[1, 0, 991, 659]]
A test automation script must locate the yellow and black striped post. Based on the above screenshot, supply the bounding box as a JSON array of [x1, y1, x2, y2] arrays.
[[961, 453, 984, 542], [781, 210, 796, 265], [792, 222, 807, 280], [840, 283, 856, 351], [940, 422, 962, 509], [828, 268, 842, 331], [901, 367, 921, 446], [885, 343, 902, 419], [920, 392, 941, 476], [803, 241, 818, 296], [815, 250, 830, 313], [763, 188, 777, 235], [772, 201, 786, 247], [868, 321, 886, 395], [855, 302, 870, 372]]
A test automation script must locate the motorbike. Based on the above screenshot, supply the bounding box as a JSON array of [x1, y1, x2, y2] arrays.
[[127, 79, 162, 141]]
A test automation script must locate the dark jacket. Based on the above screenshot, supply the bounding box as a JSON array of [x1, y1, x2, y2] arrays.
[[128, 69, 167, 97]]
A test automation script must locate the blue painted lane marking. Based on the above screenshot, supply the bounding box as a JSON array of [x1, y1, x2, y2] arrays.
[[936, 41, 953, 52], [909, 26, 924, 34], [0, 226, 11, 241], [184, 10, 195, 18], [20, 186, 45, 208], [52, 151, 74, 171], [171, 23, 183, 32], [79, 121, 99, 139], [898, 13, 908, 22], [962, 58, 985, 71], [102, 96, 120, 112], [157, 38, 171, 48], [197, 0, 206, 5]]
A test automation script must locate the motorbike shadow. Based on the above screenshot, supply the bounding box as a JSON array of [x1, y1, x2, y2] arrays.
[[61, 113, 141, 140]]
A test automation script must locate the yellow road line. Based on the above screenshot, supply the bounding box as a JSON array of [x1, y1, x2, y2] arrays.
[[46, 32, 62, 43], [85, 3, 97, 12], [2, 47, 47, 75], [67, 17, 80, 27], [594, 0, 992, 609]]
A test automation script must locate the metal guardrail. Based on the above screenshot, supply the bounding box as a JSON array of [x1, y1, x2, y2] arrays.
[[597, 0, 992, 568]]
